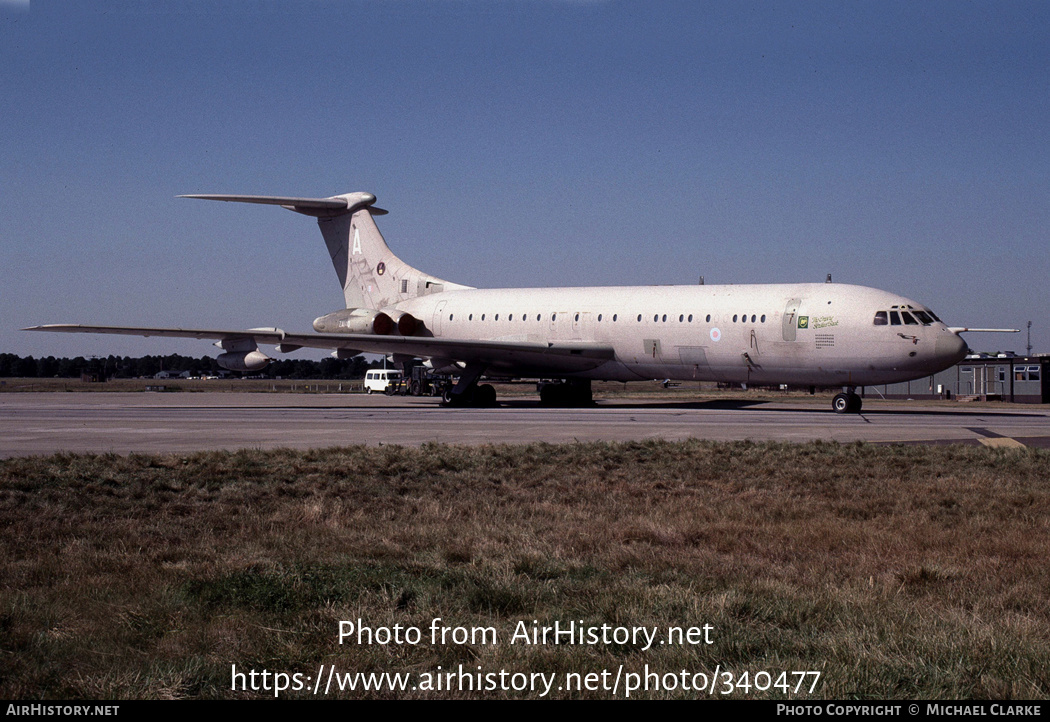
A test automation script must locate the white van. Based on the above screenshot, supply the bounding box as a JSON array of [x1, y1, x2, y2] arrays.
[[364, 369, 402, 394]]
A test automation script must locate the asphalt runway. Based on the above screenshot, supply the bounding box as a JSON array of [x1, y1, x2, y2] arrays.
[[2, 392, 1049, 458]]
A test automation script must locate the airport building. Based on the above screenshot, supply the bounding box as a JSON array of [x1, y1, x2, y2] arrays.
[[866, 354, 1049, 404]]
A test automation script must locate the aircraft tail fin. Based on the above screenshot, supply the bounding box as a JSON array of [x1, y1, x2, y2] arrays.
[[179, 192, 471, 309]]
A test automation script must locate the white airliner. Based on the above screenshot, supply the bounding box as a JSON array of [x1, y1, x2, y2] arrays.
[[27, 192, 1015, 412]]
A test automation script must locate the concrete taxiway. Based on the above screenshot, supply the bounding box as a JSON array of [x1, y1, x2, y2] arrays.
[[1, 392, 1049, 458]]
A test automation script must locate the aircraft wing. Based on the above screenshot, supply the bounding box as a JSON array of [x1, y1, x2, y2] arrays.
[[24, 324, 616, 375]]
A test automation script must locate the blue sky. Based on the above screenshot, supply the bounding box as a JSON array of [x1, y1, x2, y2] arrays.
[[2, 0, 1047, 360]]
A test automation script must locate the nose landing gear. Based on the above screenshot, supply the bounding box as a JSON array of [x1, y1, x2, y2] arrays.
[[832, 388, 863, 414]]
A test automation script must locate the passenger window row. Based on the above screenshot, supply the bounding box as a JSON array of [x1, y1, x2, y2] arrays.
[[448, 312, 768, 324]]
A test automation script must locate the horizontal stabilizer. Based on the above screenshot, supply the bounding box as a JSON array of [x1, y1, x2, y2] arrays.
[[178, 193, 388, 217]]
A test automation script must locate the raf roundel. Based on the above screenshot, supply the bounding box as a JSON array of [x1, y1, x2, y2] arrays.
[[710, 327, 721, 342], [376, 261, 386, 276]]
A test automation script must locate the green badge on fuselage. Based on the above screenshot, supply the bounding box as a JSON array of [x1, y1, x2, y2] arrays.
[[798, 316, 809, 329]]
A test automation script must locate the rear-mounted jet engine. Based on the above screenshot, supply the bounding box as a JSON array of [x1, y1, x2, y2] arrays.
[[313, 308, 420, 336]]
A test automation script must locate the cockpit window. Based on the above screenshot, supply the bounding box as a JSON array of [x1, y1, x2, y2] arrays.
[[926, 309, 942, 323], [879, 307, 936, 326]]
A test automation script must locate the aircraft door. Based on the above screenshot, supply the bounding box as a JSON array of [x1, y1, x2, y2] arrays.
[[549, 311, 569, 338], [432, 301, 448, 336], [571, 311, 591, 340], [782, 298, 802, 342]]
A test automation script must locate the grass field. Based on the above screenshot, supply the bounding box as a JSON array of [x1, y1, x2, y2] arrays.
[[2, 440, 1048, 699]]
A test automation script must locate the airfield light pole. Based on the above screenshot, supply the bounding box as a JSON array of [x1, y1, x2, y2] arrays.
[[1027, 321, 1032, 357]]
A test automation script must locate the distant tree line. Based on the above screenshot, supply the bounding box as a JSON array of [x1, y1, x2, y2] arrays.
[[0, 353, 383, 380]]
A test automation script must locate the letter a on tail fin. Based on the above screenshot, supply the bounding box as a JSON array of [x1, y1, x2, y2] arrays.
[[179, 192, 472, 309]]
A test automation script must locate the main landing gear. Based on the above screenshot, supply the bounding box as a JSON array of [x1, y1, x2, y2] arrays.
[[441, 363, 499, 407], [442, 383, 498, 408], [832, 388, 863, 414], [538, 380, 593, 407]]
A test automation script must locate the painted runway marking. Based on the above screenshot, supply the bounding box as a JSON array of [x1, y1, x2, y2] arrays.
[[977, 437, 1027, 449], [966, 427, 1028, 448]]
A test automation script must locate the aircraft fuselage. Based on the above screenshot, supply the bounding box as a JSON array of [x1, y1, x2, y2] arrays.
[[397, 282, 968, 386]]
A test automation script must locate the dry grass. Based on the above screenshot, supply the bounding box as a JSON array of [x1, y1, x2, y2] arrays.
[[1, 441, 1048, 699]]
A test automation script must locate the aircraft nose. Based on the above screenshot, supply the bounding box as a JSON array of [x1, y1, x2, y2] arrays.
[[935, 333, 968, 366]]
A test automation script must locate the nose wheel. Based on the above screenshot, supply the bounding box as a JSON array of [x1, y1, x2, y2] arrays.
[[832, 390, 862, 414]]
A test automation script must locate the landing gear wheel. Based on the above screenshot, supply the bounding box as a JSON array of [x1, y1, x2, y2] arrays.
[[832, 392, 863, 414], [443, 388, 477, 407], [474, 384, 498, 407], [539, 381, 593, 407], [540, 383, 559, 406]]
